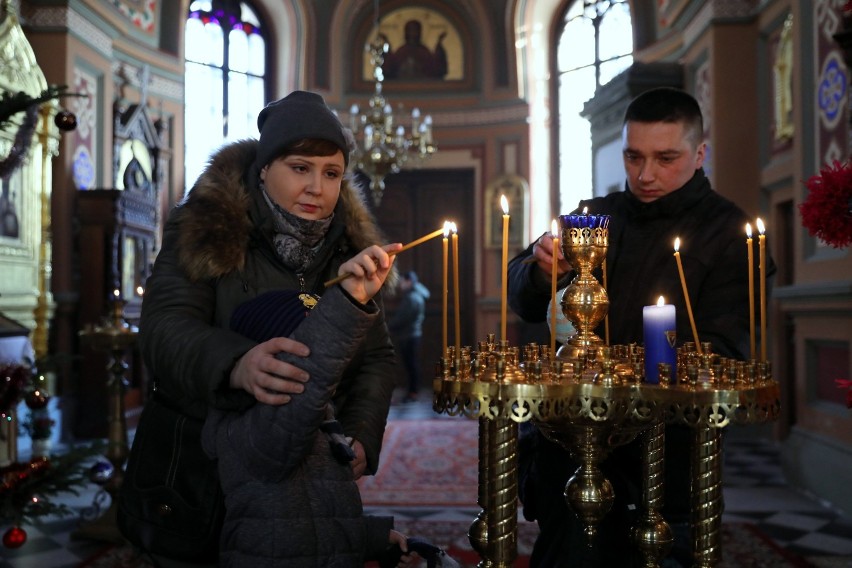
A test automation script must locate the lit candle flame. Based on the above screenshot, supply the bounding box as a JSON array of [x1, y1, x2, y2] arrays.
[[443, 220, 451, 237], [657, 296, 665, 307], [582, 206, 588, 215], [137, 286, 144, 296], [451, 221, 458, 234], [756, 217, 765, 235], [674, 237, 680, 252], [551, 219, 558, 237], [745, 223, 752, 238], [113, 289, 120, 297], [500, 194, 509, 215]]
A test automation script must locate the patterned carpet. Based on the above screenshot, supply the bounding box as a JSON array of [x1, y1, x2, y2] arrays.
[[358, 419, 480, 507]]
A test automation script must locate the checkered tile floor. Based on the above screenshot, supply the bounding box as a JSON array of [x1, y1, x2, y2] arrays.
[[721, 435, 852, 562], [1, 390, 851, 567]]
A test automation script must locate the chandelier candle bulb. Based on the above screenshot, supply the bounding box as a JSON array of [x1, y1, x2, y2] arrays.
[[452, 223, 461, 353], [323, 227, 447, 287], [349, 104, 359, 131], [746, 223, 756, 360], [500, 195, 510, 342], [757, 217, 767, 361], [550, 219, 559, 356], [643, 296, 677, 384], [411, 107, 420, 131], [673, 238, 702, 354]]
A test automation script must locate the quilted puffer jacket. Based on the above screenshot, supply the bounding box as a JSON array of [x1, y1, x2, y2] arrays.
[[202, 286, 394, 567]]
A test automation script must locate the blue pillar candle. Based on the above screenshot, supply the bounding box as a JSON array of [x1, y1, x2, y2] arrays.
[[643, 296, 677, 384]]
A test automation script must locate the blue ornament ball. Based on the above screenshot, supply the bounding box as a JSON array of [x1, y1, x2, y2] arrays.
[[88, 460, 114, 485]]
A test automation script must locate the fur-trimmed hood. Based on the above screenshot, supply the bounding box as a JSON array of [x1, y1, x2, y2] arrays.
[[174, 139, 388, 283]]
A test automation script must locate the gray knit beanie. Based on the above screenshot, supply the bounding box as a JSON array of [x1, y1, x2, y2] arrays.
[[253, 91, 350, 172]]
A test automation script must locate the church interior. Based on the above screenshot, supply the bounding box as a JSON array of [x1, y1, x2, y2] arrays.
[[1, 0, 851, 565]]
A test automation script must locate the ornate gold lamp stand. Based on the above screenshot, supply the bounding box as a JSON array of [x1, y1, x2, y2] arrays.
[[558, 214, 609, 359], [76, 294, 137, 542], [434, 213, 780, 568]]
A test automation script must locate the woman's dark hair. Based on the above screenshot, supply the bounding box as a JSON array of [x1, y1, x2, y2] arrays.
[[279, 138, 342, 160]]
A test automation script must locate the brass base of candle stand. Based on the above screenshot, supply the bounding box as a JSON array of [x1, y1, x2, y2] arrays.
[[434, 336, 780, 568]]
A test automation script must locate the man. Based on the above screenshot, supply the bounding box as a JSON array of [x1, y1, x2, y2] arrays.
[[388, 271, 431, 403], [508, 87, 774, 566]]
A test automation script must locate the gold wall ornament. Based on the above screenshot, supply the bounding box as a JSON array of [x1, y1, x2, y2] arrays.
[[773, 13, 795, 142]]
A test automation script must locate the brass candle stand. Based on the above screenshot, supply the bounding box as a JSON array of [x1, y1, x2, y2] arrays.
[[433, 215, 780, 568], [76, 295, 138, 542]]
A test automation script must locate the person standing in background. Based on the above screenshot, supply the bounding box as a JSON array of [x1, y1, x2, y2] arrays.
[[388, 271, 430, 403]]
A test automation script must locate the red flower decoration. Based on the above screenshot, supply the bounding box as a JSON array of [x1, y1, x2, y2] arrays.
[[799, 161, 852, 249], [837, 379, 852, 409]]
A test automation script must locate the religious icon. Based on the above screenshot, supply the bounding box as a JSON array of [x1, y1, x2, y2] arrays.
[[364, 7, 464, 82]]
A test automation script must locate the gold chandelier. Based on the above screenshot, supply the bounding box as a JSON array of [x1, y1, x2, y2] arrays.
[[348, 11, 436, 206]]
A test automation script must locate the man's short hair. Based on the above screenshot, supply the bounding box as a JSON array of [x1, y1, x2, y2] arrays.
[[623, 87, 704, 145]]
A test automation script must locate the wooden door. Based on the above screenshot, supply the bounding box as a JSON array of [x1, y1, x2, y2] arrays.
[[367, 169, 476, 391]]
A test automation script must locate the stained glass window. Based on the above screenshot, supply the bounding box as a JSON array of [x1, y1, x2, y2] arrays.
[[185, 1, 266, 191]]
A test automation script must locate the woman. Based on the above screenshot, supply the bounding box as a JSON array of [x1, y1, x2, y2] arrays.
[[138, 91, 409, 566]]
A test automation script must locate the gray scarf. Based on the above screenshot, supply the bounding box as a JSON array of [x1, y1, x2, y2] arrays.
[[261, 184, 334, 272]]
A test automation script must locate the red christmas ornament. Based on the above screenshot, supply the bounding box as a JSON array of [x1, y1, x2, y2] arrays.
[[53, 110, 77, 131], [3, 526, 27, 548]]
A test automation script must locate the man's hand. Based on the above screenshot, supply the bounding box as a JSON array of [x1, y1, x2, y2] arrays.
[[229, 337, 310, 404], [531, 231, 571, 277]]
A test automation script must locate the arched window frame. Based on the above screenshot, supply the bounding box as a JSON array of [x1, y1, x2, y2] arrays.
[[184, 0, 269, 192], [555, 0, 633, 208]]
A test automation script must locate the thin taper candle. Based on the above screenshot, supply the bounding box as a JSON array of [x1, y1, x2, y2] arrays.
[[673, 238, 702, 354], [395, 227, 447, 254], [757, 218, 767, 361], [500, 195, 509, 342], [452, 223, 461, 354], [746, 223, 755, 360], [323, 227, 446, 287], [603, 258, 610, 346], [550, 219, 559, 356], [442, 222, 450, 353]]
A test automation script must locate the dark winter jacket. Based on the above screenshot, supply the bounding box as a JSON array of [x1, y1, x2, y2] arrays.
[[139, 139, 397, 476], [388, 280, 431, 341], [202, 286, 393, 567]]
